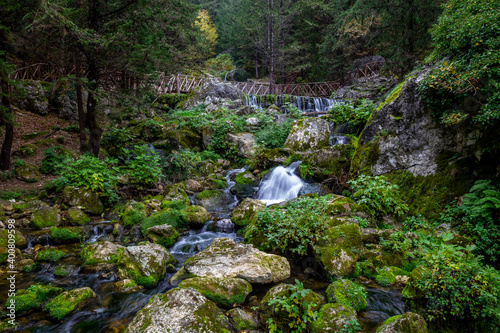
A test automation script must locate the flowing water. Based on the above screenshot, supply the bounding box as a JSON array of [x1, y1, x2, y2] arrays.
[[246, 94, 342, 113], [255, 161, 304, 205]]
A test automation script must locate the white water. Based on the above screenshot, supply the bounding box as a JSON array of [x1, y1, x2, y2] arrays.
[[246, 94, 343, 113], [256, 161, 304, 205]]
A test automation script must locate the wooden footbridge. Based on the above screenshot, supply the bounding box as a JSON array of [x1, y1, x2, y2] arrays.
[[157, 61, 383, 97]]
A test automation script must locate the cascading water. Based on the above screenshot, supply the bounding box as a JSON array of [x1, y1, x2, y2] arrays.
[[246, 94, 342, 113], [256, 161, 304, 205]]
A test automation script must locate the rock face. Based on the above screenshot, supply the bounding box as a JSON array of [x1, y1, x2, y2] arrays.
[[124, 287, 230, 333], [227, 133, 256, 157], [285, 118, 331, 151], [333, 74, 397, 102], [117, 242, 175, 287], [184, 238, 290, 284], [375, 312, 428, 333], [178, 276, 252, 308], [62, 186, 104, 215], [184, 77, 245, 110], [231, 198, 266, 227]]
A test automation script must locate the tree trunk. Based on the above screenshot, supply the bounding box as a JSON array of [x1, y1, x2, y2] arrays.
[[0, 77, 13, 170], [86, 60, 101, 157], [76, 60, 87, 153]]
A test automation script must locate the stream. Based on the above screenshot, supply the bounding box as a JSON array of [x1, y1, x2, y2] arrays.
[[2, 164, 405, 332]]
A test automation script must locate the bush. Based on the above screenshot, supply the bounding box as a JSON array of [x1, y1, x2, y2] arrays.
[[348, 174, 409, 218], [327, 99, 376, 128], [164, 148, 221, 182], [101, 127, 135, 157], [246, 195, 332, 256], [121, 144, 162, 187], [40, 146, 69, 174], [255, 121, 292, 149]]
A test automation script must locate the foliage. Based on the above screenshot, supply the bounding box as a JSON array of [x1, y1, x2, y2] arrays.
[[56, 154, 118, 202], [101, 127, 136, 157], [246, 195, 331, 256], [266, 280, 319, 333], [40, 146, 69, 174], [338, 319, 362, 333], [348, 174, 409, 218], [121, 144, 163, 187], [327, 99, 376, 128], [420, 0, 500, 128], [164, 148, 221, 182], [205, 53, 234, 77], [195, 9, 218, 57], [255, 121, 292, 149]]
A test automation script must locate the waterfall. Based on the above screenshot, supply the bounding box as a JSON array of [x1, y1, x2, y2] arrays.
[[256, 161, 304, 205], [246, 94, 342, 113]]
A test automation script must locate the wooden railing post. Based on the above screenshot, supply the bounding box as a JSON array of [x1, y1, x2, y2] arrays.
[[176, 74, 180, 94]]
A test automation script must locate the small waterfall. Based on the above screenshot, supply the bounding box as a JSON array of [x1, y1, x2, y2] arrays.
[[87, 225, 109, 243], [246, 94, 342, 113], [329, 122, 351, 146], [256, 161, 304, 205]]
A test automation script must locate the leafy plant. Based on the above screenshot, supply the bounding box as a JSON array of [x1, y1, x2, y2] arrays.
[[40, 146, 69, 174], [101, 127, 136, 157], [338, 319, 362, 333], [348, 174, 409, 218], [121, 144, 162, 187], [327, 99, 376, 128], [255, 121, 292, 149], [266, 280, 319, 333]]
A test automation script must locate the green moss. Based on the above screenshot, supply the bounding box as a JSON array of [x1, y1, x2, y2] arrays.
[[195, 189, 221, 201], [121, 201, 149, 227], [325, 279, 367, 311], [402, 266, 431, 299], [53, 265, 71, 277], [160, 199, 188, 210], [234, 171, 255, 185], [139, 208, 186, 236], [350, 141, 379, 176], [375, 266, 409, 286], [6, 284, 62, 314], [50, 227, 83, 243], [376, 79, 409, 113], [44, 287, 96, 320], [31, 206, 60, 229], [37, 248, 67, 262], [309, 303, 357, 333], [67, 207, 90, 225], [178, 277, 252, 308], [135, 276, 158, 288], [146, 224, 179, 248]]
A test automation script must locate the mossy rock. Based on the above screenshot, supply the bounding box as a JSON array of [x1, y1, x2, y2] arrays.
[[285, 118, 331, 151], [231, 198, 266, 227], [234, 171, 257, 185], [301, 145, 355, 180], [194, 190, 233, 210], [34, 138, 56, 147], [49, 227, 84, 244], [53, 264, 72, 277], [6, 284, 62, 314], [121, 200, 149, 227], [37, 248, 67, 262], [314, 223, 363, 278], [30, 206, 61, 229], [67, 207, 90, 226], [324, 196, 374, 222], [309, 303, 358, 333], [22, 131, 48, 140], [375, 312, 428, 333], [81, 241, 124, 267], [375, 266, 410, 286], [182, 205, 212, 228], [14, 144, 38, 157], [62, 186, 104, 215], [14, 163, 42, 182], [178, 276, 252, 308], [227, 308, 259, 331], [0, 229, 27, 251], [114, 279, 144, 293], [146, 224, 180, 248], [401, 266, 431, 299], [44, 287, 96, 320], [162, 183, 190, 206], [169, 266, 194, 286], [325, 279, 367, 311], [139, 208, 187, 236]]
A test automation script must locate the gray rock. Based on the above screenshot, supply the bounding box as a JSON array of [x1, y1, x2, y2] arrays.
[[285, 118, 331, 151], [14, 81, 48, 115], [375, 312, 428, 333], [231, 198, 266, 227], [185, 237, 290, 284], [124, 287, 230, 333], [227, 132, 256, 158], [185, 77, 245, 109], [210, 219, 234, 233]]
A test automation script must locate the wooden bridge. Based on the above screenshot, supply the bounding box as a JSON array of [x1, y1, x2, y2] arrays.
[[157, 61, 383, 97]]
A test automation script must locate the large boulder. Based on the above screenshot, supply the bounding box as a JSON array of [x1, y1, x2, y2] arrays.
[[285, 118, 331, 151], [184, 77, 245, 110], [178, 276, 252, 308], [309, 303, 358, 333], [375, 312, 428, 333], [146, 224, 180, 248], [117, 242, 175, 288], [67, 207, 90, 226], [30, 206, 61, 229], [81, 241, 125, 271], [15, 163, 42, 182], [161, 184, 190, 207], [124, 287, 230, 333], [227, 308, 260, 331], [326, 279, 367, 311], [231, 198, 266, 227], [182, 205, 212, 228], [194, 190, 233, 211], [62, 186, 104, 215], [121, 200, 149, 227], [184, 237, 290, 284], [227, 133, 256, 158], [44, 287, 96, 320]]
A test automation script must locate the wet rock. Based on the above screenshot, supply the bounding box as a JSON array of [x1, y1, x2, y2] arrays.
[[182, 205, 212, 228], [49, 227, 84, 244], [210, 219, 234, 233], [67, 207, 90, 226], [62, 186, 104, 215], [375, 312, 428, 333], [15, 163, 42, 182], [227, 132, 256, 158], [285, 118, 331, 151], [30, 206, 61, 229], [81, 241, 125, 271], [178, 276, 252, 308], [231, 198, 266, 227], [227, 308, 260, 331], [309, 303, 358, 332], [161, 183, 190, 207], [146, 224, 180, 248], [169, 266, 191, 286], [124, 287, 230, 333], [184, 237, 290, 284], [194, 190, 233, 210], [117, 242, 175, 288], [44, 287, 96, 320], [114, 279, 145, 293], [326, 279, 367, 311], [230, 184, 254, 199]]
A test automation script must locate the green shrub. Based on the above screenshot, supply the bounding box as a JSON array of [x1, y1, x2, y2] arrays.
[[101, 127, 136, 157], [121, 144, 162, 187], [348, 174, 409, 218], [255, 121, 292, 149], [164, 148, 219, 182], [40, 146, 69, 174], [246, 195, 332, 256], [327, 99, 376, 128]]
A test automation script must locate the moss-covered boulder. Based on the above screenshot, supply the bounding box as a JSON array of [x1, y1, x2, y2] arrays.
[[402, 266, 431, 299], [325, 279, 367, 311], [49, 227, 84, 244], [30, 205, 61, 229], [260, 283, 324, 332], [124, 287, 230, 333], [37, 248, 67, 262], [375, 312, 428, 333], [169, 266, 193, 286], [139, 208, 187, 236], [301, 145, 355, 180], [184, 238, 290, 284], [285, 118, 330, 151], [162, 183, 190, 206], [314, 223, 363, 278], [44, 287, 96, 320], [231, 198, 266, 227], [234, 171, 257, 185], [194, 190, 233, 210], [376, 266, 410, 286], [67, 207, 90, 226], [6, 284, 62, 314], [15, 163, 42, 182], [182, 205, 212, 228], [146, 224, 179, 248], [117, 242, 175, 288], [324, 196, 374, 223], [309, 303, 358, 333], [114, 279, 144, 293], [229, 184, 254, 199], [121, 200, 149, 227], [179, 276, 252, 308], [14, 144, 38, 157], [227, 308, 259, 331], [81, 240, 125, 271], [0, 229, 27, 252], [53, 264, 73, 277], [62, 186, 104, 215]]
